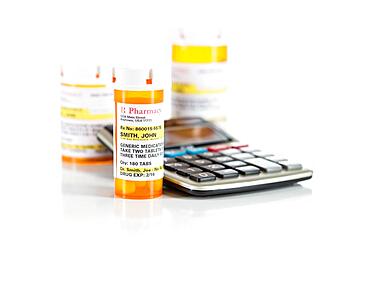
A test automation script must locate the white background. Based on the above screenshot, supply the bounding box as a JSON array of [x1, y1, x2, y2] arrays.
[[0, 0, 369, 280]]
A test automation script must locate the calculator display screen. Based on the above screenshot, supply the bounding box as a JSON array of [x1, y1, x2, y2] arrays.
[[165, 125, 229, 148]]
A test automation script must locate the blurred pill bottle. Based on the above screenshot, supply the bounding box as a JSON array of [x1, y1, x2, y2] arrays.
[[113, 68, 164, 199], [60, 65, 113, 165], [172, 29, 227, 121]]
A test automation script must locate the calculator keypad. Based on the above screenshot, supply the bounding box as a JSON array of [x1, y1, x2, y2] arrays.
[[164, 144, 303, 183]]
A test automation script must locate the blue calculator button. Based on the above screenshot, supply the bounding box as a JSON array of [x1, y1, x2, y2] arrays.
[[164, 149, 187, 158], [186, 147, 208, 155]]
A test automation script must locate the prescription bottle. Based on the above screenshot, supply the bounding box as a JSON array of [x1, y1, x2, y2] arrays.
[[113, 68, 164, 199], [60, 65, 113, 165], [172, 29, 227, 121]]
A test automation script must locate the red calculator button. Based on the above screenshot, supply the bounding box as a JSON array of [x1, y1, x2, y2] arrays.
[[231, 143, 249, 149], [208, 144, 231, 152]]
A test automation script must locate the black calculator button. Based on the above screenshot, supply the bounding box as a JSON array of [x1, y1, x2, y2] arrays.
[[224, 160, 246, 168], [189, 172, 217, 182], [213, 169, 239, 179], [164, 157, 178, 164], [191, 159, 213, 166], [202, 164, 226, 171], [232, 152, 255, 160], [235, 166, 261, 175], [278, 161, 302, 171], [177, 167, 203, 177], [244, 158, 282, 173], [176, 155, 200, 162], [220, 148, 241, 155], [164, 162, 190, 171], [212, 156, 234, 163], [198, 152, 222, 158]]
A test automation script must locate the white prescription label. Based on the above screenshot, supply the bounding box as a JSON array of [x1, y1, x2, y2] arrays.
[[61, 85, 113, 158], [172, 62, 226, 119], [115, 103, 164, 181]]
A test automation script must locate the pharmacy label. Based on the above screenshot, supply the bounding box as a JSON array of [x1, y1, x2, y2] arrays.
[[172, 62, 226, 119], [115, 103, 164, 181], [61, 84, 113, 158]]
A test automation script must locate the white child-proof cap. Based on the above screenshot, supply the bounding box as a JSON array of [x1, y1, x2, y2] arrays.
[[113, 67, 163, 90], [60, 64, 112, 85]]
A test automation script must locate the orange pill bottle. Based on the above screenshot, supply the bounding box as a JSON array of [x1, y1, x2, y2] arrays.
[[60, 65, 113, 165], [113, 68, 164, 199]]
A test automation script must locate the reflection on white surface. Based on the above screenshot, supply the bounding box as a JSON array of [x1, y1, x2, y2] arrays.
[[62, 164, 312, 230]]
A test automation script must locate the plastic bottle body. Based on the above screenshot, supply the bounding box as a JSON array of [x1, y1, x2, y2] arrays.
[[60, 65, 113, 165], [172, 31, 227, 121], [114, 70, 164, 199]]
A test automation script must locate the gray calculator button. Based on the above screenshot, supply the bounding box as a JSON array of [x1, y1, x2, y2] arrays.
[[202, 164, 226, 171], [224, 160, 246, 168], [199, 152, 222, 158], [244, 158, 283, 173], [232, 152, 255, 160], [235, 166, 261, 175], [240, 147, 260, 153], [253, 151, 274, 158], [220, 148, 241, 155], [266, 156, 288, 162], [278, 161, 302, 171], [213, 169, 239, 179], [212, 156, 234, 163]]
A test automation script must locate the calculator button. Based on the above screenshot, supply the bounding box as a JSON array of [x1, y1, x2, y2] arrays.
[[191, 159, 213, 166], [198, 151, 222, 158], [213, 169, 239, 179], [244, 158, 283, 173], [278, 161, 303, 171], [202, 164, 226, 171], [207, 144, 231, 152], [212, 156, 234, 163], [231, 143, 249, 149], [252, 151, 274, 158], [176, 155, 200, 162], [164, 162, 190, 171], [164, 149, 187, 158], [177, 167, 203, 177], [189, 172, 217, 182], [231, 152, 255, 160], [220, 148, 241, 155], [235, 166, 261, 175], [240, 147, 260, 153], [164, 157, 178, 164], [224, 160, 246, 168], [186, 147, 208, 155], [266, 156, 288, 162]]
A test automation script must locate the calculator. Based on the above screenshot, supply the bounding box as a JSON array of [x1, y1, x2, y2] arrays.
[[97, 117, 313, 196]]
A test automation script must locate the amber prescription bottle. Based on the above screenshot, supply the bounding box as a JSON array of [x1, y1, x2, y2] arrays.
[[60, 65, 113, 165], [113, 68, 164, 199]]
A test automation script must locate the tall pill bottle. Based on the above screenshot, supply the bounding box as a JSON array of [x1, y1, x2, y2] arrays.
[[172, 29, 227, 121], [60, 65, 113, 165], [113, 68, 164, 199]]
